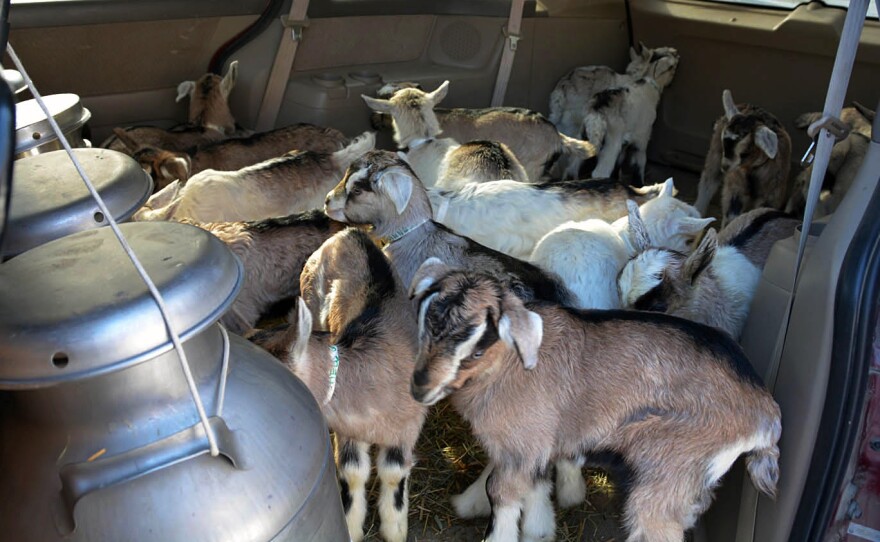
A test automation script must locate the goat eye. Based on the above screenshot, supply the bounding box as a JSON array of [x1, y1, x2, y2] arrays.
[[472, 350, 484, 360], [350, 187, 362, 196]]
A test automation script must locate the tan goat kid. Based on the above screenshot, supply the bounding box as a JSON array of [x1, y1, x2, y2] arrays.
[[252, 228, 425, 542], [409, 259, 781, 542]]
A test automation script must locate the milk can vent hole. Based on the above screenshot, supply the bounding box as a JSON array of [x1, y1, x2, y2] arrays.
[[52, 352, 69, 368], [94, 211, 105, 223]]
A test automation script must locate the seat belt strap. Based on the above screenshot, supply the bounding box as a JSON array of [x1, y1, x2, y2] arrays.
[[490, 0, 525, 107], [736, 3, 874, 542], [255, 0, 310, 132], [764, 0, 871, 393]]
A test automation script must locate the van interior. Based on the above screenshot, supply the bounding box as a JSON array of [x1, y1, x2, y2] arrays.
[[4, 0, 880, 540]]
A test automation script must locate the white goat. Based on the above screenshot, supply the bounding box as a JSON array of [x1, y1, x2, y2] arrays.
[[428, 178, 667, 260], [362, 81, 529, 187], [582, 51, 680, 186], [363, 81, 596, 181], [549, 43, 679, 137], [529, 179, 713, 310], [134, 132, 374, 223], [409, 259, 781, 542]]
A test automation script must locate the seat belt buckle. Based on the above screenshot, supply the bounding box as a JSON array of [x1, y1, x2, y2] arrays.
[[502, 27, 522, 52], [281, 15, 309, 42]]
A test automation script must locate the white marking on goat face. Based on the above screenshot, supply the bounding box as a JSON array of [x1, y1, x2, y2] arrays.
[[418, 292, 438, 339], [618, 249, 675, 309], [345, 169, 368, 193]]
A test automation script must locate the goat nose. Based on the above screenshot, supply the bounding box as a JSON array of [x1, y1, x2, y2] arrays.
[[413, 368, 429, 387], [410, 380, 427, 403]]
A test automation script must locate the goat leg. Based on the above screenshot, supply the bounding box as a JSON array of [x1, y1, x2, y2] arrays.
[[377, 445, 413, 542], [336, 438, 371, 542]]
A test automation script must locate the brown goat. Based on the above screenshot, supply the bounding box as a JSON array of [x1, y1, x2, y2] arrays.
[[409, 260, 781, 542], [118, 122, 350, 188], [695, 90, 792, 227], [177, 210, 345, 334], [102, 61, 241, 154], [785, 103, 874, 216], [251, 228, 425, 542]]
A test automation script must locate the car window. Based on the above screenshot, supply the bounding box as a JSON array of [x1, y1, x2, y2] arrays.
[[702, 0, 879, 19]]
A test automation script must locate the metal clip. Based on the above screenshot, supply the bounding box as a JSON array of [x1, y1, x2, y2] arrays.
[[281, 15, 309, 42], [502, 27, 522, 52], [801, 114, 851, 167]]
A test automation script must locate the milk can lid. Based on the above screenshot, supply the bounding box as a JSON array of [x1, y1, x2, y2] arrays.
[[5, 148, 152, 257], [0, 221, 242, 388]]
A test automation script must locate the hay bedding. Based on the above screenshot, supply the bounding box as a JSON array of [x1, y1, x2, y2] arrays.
[[355, 400, 625, 542]]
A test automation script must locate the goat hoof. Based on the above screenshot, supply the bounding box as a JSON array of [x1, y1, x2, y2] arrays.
[[451, 487, 492, 519], [379, 518, 407, 542]]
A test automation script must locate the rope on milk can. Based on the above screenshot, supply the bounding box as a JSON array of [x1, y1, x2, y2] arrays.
[[217, 324, 230, 416], [6, 44, 222, 458]]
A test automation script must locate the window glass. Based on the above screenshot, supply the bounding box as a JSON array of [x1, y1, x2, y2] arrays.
[[704, 0, 878, 19]]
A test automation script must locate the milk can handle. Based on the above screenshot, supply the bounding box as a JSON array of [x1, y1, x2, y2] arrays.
[[55, 416, 247, 536]]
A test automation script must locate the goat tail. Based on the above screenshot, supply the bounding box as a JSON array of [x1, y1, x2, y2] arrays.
[[559, 132, 597, 161], [746, 417, 781, 499]]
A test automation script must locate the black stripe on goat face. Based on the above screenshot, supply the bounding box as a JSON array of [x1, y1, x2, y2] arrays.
[[412, 287, 501, 405]]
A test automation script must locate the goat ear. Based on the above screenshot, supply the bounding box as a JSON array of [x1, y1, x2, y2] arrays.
[[683, 228, 717, 284], [629, 45, 640, 63], [362, 94, 394, 114], [498, 292, 543, 370], [675, 217, 716, 240], [176, 81, 195, 103], [754, 126, 779, 159], [290, 297, 313, 367], [158, 155, 192, 183], [852, 100, 876, 122], [627, 199, 651, 252], [427, 80, 450, 106], [409, 257, 449, 300], [148, 179, 182, 208], [722, 89, 739, 120], [639, 41, 650, 59], [375, 168, 413, 215], [220, 60, 238, 98], [659, 177, 675, 198]]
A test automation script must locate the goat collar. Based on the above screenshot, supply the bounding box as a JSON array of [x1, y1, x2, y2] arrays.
[[403, 137, 434, 152], [382, 218, 429, 245], [325, 345, 341, 404], [643, 77, 660, 93]]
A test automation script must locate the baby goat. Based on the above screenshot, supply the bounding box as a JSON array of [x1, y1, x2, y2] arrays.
[[619, 207, 797, 338], [324, 150, 574, 307], [694, 90, 792, 227], [530, 180, 713, 309], [785, 103, 874, 217], [102, 61, 240, 153], [362, 81, 528, 187], [363, 81, 596, 181], [177, 211, 345, 334], [549, 43, 679, 138], [136, 132, 374, 222], [428, 177, 668, 259], [254, 228, 425, 542], [120, 122, 350, 188], [582, 50, 680, 186], [409, 259, 781, 542]]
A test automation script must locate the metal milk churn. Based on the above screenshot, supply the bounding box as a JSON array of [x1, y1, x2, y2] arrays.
[[4, 148, 152, 258], [0, 221, 349, 541]]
